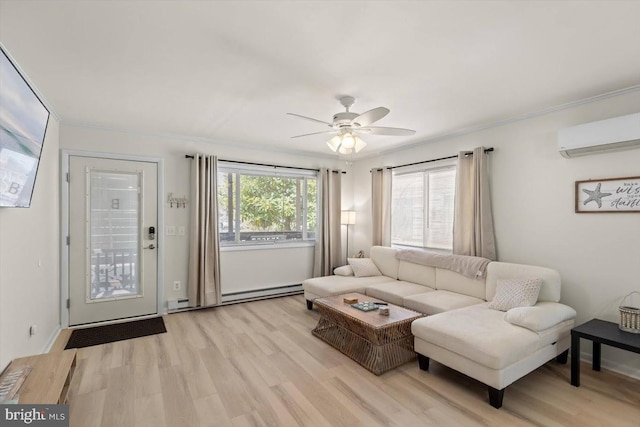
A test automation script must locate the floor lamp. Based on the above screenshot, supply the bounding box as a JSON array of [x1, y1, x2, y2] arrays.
[[341, 210, 356, 262]]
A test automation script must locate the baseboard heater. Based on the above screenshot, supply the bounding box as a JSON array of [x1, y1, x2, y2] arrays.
[[221, 284, 303, 303], [167, 298, 190, 311]]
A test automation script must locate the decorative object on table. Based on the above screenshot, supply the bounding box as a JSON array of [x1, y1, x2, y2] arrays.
[[351, 301, 381, 312], [343, 296, 359, 304], [354, 250, 364, 258], [0, 365, 31, 402], [379, 305, 390, 316], [575, 176, 640, 213], [341, 210, 356, 261], [167, 192, 188, 208], [619, 291, 640, 333]]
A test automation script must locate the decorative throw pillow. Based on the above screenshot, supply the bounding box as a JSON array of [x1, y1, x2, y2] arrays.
[[488, 278, 542, 311], [347, 258, 382, 277], [504, 303, 577, 332], [333, 265, 354, 276]]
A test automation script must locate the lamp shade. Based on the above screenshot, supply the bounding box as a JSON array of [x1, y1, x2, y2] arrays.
[[327, 135, 341, 152], [326, 133, 367, 155], [341, 210, 356, 225]]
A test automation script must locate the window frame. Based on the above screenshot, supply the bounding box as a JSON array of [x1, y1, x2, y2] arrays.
[[390, 160, 457, 252], [217, 161, 318, 250]]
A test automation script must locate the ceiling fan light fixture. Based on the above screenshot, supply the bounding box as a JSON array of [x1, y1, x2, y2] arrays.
[[341, 132, 356, 149], [289, 96, 415, 156], [327, 135, 341, 152], [338, 145, 353, 155], [354, 136, 366, 153]]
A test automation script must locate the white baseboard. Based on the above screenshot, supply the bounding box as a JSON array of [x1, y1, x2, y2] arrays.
[[42, 325, 62, 354], [578, 351, 640, 381]]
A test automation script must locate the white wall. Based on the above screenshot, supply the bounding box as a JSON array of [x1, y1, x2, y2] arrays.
[[351, 89, 640, 377], [59, 124, 345, 309], [221, 245, 314, 294], [0, 118, 60, 371]]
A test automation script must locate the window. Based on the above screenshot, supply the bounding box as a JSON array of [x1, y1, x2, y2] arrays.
[[391, 164, 456, 250], [217, 163, 317, 246]]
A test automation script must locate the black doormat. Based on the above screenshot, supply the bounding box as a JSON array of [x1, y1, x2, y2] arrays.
[[65, 317, 167, 349]]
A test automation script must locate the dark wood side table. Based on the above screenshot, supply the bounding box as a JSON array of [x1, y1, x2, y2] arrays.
[[571, 319, 640, 386]]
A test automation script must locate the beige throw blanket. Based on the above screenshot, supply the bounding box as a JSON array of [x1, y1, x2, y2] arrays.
[[395, 249, 491, 279]]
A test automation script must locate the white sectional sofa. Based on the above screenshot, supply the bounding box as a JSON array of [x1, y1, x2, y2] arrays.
[[302, 246, 576, 408]]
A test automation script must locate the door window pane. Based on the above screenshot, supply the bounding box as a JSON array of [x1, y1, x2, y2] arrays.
[[89, 171, 140, 300]]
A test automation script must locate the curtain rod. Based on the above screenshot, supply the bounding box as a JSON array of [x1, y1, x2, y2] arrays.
[[185, 155, 346, 174], [373, 147, 494, 171]]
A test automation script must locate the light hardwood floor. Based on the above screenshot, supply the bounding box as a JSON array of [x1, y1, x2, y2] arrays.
[[52, 294, 640, 427]]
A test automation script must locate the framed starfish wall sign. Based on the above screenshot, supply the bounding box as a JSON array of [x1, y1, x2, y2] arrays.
[[575, 176, 640, 213]]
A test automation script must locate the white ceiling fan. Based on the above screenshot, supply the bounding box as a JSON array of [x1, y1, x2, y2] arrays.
[[287, 96, 415, 155]]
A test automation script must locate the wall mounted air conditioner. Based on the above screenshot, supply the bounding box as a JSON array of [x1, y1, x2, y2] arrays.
[[558, 112, 640, 158]]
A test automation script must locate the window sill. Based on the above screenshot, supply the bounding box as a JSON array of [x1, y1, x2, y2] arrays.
[[220, 241, 316, 252], [391, 243, 453, 255]]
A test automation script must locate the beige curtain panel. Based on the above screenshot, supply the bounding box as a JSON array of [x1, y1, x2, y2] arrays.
[[313, 168, 342, 277], [187, 154, 221, 307], [453, 147, 496, 260], [371, 167, 392, 247]]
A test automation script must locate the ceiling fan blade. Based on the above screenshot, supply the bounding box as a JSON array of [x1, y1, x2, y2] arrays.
[[287, 113, 333, 126], [352, 107, 390, 127], [357, 126, 416, 136], [291, 130, 338, 139]]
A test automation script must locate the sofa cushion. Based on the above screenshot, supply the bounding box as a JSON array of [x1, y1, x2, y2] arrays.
[[411, 303, 570, 370], [365, 281, 433, 306], [397, 261, 436, 287], [488, 278, 542, 311], [486, 262, 560, 302], [302, 275, 395, 298], [333, 265, 353, 276], [370, 246, 399, 279], [435, 268, 486, 299], [505, 302, 577, 332], [403, 290, 484, 315], [348, 258, 382, 277]]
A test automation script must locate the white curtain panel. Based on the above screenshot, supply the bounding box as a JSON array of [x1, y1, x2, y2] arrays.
[[313, 168, 342, 277], [371, 167, 392, 247], [453, 147, 496, 260], [187, 154, 221, 307]]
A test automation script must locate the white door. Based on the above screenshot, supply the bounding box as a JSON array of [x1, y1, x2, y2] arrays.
[[68, 156, 158, 326]]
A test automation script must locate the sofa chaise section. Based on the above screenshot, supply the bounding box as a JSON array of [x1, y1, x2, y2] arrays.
[[411, 261, 576, 408]]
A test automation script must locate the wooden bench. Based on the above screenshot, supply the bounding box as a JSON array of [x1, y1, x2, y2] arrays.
[[1, 349, 77, 404]]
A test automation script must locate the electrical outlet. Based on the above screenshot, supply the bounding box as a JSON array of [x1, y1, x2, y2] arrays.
[[166, 225, 176, 236], [173, 281, 181, 291]]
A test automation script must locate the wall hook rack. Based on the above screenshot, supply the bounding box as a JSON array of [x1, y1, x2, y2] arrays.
[[168, 192, 188, 208]]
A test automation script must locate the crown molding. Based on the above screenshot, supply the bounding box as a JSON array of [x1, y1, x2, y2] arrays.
[[39, 79, 640, 164], [358, 84, 640, 161], [62, 121, 340, 162]]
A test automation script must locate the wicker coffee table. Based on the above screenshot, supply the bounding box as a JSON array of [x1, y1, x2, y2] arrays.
[[312, 292, 424, 375]]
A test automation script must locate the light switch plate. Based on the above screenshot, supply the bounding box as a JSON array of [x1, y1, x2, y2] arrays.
[[166, 225, 176, 236]]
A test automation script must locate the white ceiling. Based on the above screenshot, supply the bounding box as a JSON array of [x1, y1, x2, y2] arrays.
[[1, 1, 639, 158]]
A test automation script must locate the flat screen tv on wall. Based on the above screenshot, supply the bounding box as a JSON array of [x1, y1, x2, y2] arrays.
[[0, 45, 50, 208]]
